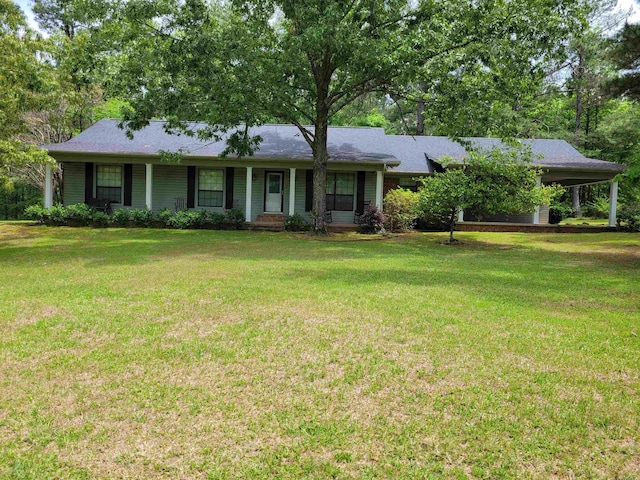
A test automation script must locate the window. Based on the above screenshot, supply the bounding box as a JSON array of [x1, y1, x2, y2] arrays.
[[198, 169, 224, 207], [326, 172, 355, 211], [96, 165, 122, 203]]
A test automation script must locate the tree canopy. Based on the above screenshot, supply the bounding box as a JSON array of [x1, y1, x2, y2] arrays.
[[418, 148, 559, 242], [608, 22, 640, 99], [92, 0, 589, 231], [0, 0, 53, 190]]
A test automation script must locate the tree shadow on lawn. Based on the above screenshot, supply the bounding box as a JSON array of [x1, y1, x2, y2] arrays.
[[1, 227, 638, 272], [281, 261, 638, 314]]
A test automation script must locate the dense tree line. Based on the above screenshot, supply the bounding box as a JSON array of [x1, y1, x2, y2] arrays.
[[0, 0, 638, 221]]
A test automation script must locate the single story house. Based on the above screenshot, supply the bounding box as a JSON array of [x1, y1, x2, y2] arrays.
[[41, 119, 626, 227]]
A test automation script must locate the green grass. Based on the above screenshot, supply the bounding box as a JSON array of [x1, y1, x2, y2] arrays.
[[0, 223, 638, 479], [560, 217, 610, 226]]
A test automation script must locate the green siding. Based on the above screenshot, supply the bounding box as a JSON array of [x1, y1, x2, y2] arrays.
[[152, 165, 186, 212], [294, 170, 309, 220], [130, 164, 146, 210], [63, 161, 384, 223], [365, 172, 377, 207], [250, 169, 264, 222], [232, 167, 246, 212], [63, 162, 85, 205]]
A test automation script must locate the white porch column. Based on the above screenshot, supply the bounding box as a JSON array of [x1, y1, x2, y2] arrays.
[[145, 163, 153, 211], [44, 163, 53, 208], [289, 168, 296, 215], [375, 170, 384, 211], [533, 175, 542, 225], [608, 180, 618, 227], [245, 166, 253, 222], [457, 209, 464, 223]]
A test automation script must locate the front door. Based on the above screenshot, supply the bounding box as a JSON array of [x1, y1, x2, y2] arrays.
[[265, 172, 283, 213]]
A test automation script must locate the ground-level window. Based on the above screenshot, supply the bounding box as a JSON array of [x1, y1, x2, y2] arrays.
[[96, 165, 122, 203], [198, 169, 224, 207], [326, 172, 355, 211], [398, 177, 419, 192]]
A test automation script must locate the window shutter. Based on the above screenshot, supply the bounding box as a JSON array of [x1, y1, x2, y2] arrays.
[[187, 166, 196, 208], [305, 169, 313, 212], [225, 167, 234, 209], [123, 164, 133, 206], [84, 163, 94, 203], [356, 171, 366, 213]]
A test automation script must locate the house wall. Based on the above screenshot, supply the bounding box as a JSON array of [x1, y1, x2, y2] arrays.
[[233, 167, 247, 213], [131, 164, 147, 209], [63, 162, 146, 210], [63, 162, 85, 205], [152, 165, 188, 212], [295, 170, 309, 220], [539, 205, 550, 224], [365, 172, 377, 206], [61, 161, 381, 224]]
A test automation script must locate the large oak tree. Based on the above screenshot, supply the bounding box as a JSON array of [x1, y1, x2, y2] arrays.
[[97, 0, 586, 231]]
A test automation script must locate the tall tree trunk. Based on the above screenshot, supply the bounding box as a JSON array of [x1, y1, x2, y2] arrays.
[[572, 186, 582, 217], [311, 144, 328, 233], [416, 81, 426, 136], [311, 82, 330, 233], [575, 51, 583, 135], [449, 209, 456, 243], [572, 50, 584, 219]]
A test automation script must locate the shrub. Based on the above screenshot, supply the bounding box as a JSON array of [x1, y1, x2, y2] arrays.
[[284, 213, 308, 231], [64, 203, 93, 225], [208, 212, 226, 229], [190, 210, 209, 229], [166, 210, 193, 229], [617, 204, 640, 232], [357, 205, 386, 234], [155, 208, 173, 226], [91, 211, 110, 227], [111, 209, 131, 226], [383, 188, 419, 232], [583, 196, 610, 219], [24, 204, 48, 224], [130, 208, 154, 227], [548, 204, 573, 225], [223, 207, 245, 230], [48, 205, 67, 225]]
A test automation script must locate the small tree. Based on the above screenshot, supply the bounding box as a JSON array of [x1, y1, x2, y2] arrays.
[[417, 148, 558, 243], [417, 169, 472, 243]]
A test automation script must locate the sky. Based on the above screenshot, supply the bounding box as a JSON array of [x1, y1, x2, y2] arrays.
[[12, 0, 640, 33]]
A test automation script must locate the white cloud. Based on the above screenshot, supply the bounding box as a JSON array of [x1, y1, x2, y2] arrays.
[[617, 0, 640, 23]]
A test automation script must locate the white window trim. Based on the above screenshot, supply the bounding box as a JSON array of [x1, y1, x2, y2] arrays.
[[196, 168, 225, 208], [95, 164, 124, 204]]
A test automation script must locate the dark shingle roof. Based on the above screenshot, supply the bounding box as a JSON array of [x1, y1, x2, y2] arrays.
[[42, 120, 399, 165], [417, 137, 626, 172], [43, 120, 625, 173]]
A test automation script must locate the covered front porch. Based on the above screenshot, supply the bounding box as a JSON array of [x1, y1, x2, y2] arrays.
[[456, 168, 621, 228], [52, 158, 386, 226]]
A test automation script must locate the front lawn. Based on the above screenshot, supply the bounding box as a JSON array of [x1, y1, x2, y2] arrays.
[[0, 224, 638, 479]]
